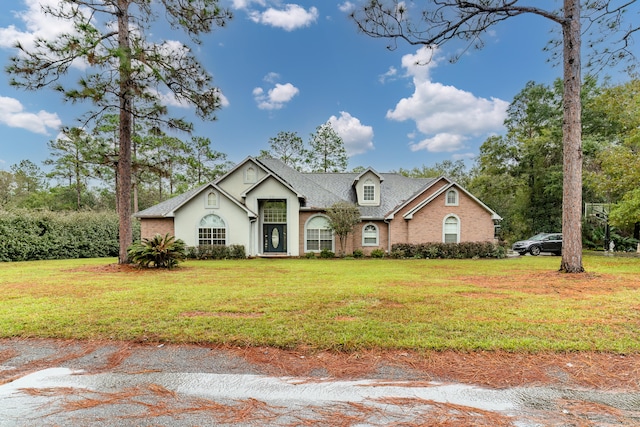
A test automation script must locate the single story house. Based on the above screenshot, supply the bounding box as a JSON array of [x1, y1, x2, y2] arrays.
[[134, 156, 502, 256]]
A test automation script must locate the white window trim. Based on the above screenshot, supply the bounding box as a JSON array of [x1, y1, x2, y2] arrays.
[[304, 214, 334, 253], [363, 182, 375, 202], [197, 214, 227, 246], [442, 214, 461, 243], [362, 223, 379, 246], [445, 189, 459, 206], [244, 166, 257, 184], [205, 190, 219, 209]]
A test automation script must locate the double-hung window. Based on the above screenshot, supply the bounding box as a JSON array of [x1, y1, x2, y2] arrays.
[[305, 216, 333, 251], [362, 224, 378, 246]]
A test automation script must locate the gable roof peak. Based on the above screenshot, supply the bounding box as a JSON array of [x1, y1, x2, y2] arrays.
[[353, 167, 384, 184]]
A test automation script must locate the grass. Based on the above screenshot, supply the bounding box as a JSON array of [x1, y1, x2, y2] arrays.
[[0, 253, 639, 352]]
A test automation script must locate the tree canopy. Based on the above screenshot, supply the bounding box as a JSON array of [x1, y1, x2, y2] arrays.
[[6, 0, 232, 263], [351, 0, 638, 273]]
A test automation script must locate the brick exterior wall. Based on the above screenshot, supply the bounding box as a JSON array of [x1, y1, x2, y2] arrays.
[[140, 218, 175, 240], [296, 183, 495, 256], [405, 191, 495, 243]]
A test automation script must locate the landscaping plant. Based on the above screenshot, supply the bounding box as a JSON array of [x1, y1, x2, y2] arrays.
[[127, 233, 186, 269]]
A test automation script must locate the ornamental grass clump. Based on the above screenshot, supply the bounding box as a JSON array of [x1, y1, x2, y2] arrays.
[[128, 233, 186, 269]]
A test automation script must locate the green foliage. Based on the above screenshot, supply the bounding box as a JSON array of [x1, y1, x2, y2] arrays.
[[308, 122, 348, 172], [370, 248, 385, 258], [352, 248, 364, 258], [128, 234, 187, 269], [263, 131, 308, 171], [391, 242, 506, 259], [185, 244, 246, 260], [304, 251, 317, 259], [325, 201, 361, 256], [320, 248, 335, 258], [0, 210, 138, 262]]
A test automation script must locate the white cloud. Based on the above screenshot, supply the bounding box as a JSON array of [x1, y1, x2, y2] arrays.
[[249, 4, 319, 31], [232, 0, 267, 10], [379, 66, 398, 84], [264, 72, 280, 83], [0, 95, 61, 135], [328, 111, 374, 156], [409, 133, 466, 153], [388, 47, 508, 153], [338, 2, 355, 13], [253, 81, 299, 110], [0, 0, 85, 51]]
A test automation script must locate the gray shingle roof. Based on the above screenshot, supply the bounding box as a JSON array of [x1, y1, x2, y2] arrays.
[[258, 158, 436, 218], [134, 184, 208, 218], [135, 157, 438, 219]]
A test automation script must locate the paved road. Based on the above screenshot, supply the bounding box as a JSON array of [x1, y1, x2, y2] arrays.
[[1, 339, 639, 426]]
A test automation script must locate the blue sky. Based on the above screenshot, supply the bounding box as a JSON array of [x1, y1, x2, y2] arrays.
[[0, 0, 634, 176]]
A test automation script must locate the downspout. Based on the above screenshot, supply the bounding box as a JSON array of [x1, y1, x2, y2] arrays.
[[250, 216, 257, 257], [384, 218, 391, 254]]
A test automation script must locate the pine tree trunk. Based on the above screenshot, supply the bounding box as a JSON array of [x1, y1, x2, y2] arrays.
[[559, 0, 584, 273], [117, 0, 133, 264]]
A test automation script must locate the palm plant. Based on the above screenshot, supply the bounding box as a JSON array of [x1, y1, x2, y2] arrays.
[[127, 233, 186, 269]]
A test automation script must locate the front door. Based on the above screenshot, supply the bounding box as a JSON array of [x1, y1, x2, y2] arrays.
[[264, 224, 286, 253]]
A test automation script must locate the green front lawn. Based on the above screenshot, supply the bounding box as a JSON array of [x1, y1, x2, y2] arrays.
[[1, 254, 639, 352]]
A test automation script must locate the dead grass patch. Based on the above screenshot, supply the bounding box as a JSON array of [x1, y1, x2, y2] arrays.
[[456, 271, 640, 298], [180, 311, 263, 319]]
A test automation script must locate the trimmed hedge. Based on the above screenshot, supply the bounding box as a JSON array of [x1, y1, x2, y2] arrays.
[[391, 242, 507, 259], [185, 244, 246, 260], [0, 210, 140, 261]]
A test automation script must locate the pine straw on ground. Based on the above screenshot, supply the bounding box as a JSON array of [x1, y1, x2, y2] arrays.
[[1, 339, 639, 391], [3, 339, 639, 426], [233, 345, 640, 390]]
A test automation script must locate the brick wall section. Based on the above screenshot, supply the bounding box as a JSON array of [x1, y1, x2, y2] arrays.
[[298, 211, 389, 255], [140, 218, 175, 240], [296, 183, 496, 255], [388, 178, 448, 244], [403, 191, 495, 243]]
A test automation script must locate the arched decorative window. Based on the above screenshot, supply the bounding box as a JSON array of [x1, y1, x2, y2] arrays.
[[363, 179, 375, 202], [205, 190, 218, 208], [362, 223, 378, 246], [446, 189, 459, 206], [305, 215, 333, 252], [199, 214, 227, 246], [443, 215, 460, 243], [245, 166, 257, 183]]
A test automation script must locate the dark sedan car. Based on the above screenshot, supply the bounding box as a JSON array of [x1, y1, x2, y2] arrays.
[[512, 233, 563, 256]]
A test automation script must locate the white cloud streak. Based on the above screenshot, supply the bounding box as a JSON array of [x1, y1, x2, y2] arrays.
[[0, 95, 61, 135], [248, 4, 318, 31], [253, 80, 299, 110], [0, 0, 85, 51], [387, 47, 508, 153], [328, 111, 374, 157]]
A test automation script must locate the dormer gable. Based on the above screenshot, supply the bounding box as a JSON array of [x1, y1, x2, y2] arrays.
[[353, 168, 383, 206]]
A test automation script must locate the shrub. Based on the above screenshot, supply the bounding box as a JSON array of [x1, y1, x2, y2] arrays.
[[304, 251, 317, 259], [128, 233, 186, 269], [390, 242, 507, 259], [352, 248, 364, 258], [370, 248, 385, 258], [320, 248, 335, 258], [389, 249, 405, 259], [185, 244, 247, 260], [0, 210, 139, 262], [228, 244, 247, 259]]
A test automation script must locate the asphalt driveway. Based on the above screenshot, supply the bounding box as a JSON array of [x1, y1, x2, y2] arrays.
[[1, 339, 639, 426]]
